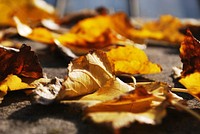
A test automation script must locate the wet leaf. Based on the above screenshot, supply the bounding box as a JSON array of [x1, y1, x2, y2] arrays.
[[85, 82, 182, 129], [0, 0, 56, 26], [106, 46, 162, 75]]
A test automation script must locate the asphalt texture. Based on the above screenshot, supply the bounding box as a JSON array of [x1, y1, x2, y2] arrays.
[[0, 40, 200, 134]]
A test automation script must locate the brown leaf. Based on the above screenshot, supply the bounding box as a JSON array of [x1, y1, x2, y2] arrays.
[[180, 29, 200, 76], [85, 82, 182, 129], [0, 44, 43, 81]]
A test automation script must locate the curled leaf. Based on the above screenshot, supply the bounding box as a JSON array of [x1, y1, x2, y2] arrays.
[[174, 30, 200, 100], [106, 46, 162, 75], [180, 29, 200, 76], [33, 50, 134, 105], [0, 44, 43, 81], [85, 82, 182, 129]]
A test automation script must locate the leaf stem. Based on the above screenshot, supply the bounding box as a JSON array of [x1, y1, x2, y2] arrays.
[[171, 100, 200, 121], [171, 88, 189, 93]]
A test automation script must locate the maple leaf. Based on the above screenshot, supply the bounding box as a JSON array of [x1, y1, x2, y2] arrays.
[[85, 82, 182, 129], [106, 46, 162, 75], [0, 0, 56, 27]]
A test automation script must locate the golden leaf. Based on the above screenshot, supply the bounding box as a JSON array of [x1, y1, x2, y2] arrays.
[[85, 82, 182, 129], [14, 17, 58, 44], [106, 46, 162, 74], [0, 0, 56, 26], [55, 12, 138, 55], [131, 14, 185, 45], [0, 74, 35, 102]]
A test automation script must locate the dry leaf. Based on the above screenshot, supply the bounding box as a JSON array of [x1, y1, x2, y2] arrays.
[[33, 50, 134, 105], [85, 82, 182, 129], [180, 29, 200, 76], [175, 30, 200, 100], [0, 44, 43, 81], [131, 14, 185, 45], [106, 46, 162, 74], [14, 17, 58, 44], [0, 0, 56, 26], [55, 12, 140, 55], [0, 44, 43, 102], [0, 74, 35, 102]]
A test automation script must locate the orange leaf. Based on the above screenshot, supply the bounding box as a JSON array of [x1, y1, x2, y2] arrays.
[[0, 0, 56, 26], [106, 46, 162, 74]]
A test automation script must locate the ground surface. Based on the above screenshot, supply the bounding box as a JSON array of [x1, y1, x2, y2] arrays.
[[0, 40, 200, 134]]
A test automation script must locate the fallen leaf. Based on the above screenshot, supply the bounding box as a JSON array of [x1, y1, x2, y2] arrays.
[[55, 12, 140, 55], [176, 30, 200, 100], [14, 17, 58, 44], [106, 46, 162, 74], [33, 50, 134, 105], [131, 14, 185, 45], [0, 0, 56, 26], [85, 82, 182, 129], [0, 74, 35, 102], [179, 29, 200, 76], [0, 44, 43, 81]]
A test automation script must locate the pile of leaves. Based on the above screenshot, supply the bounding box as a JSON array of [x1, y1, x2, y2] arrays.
[[0, 0, 200, 132]]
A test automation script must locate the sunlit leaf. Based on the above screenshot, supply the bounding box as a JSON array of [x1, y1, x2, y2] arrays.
[[0, 0, 56, 26], [14, 17, 58, 44], [106, 46, 162, 74], [0, 74, 35, 102], [33, 50, 134, 105], [131, 14, 185, 45], [85, 82, 182, 129], [55, 12, 140, 55]]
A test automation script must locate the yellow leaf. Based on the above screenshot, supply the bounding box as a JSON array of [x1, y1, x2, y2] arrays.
[[106, 46, 162, 74], [14, 17, 58, 44], [179, 72, 200, 100], [0, 74, 35, 102], [0, 0, 56, 26], [55, 12, 139, 55]]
